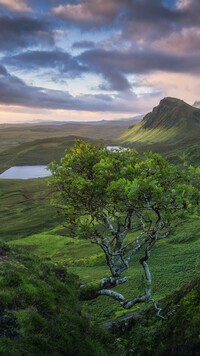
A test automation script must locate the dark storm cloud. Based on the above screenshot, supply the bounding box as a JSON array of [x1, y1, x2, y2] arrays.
[[52, 0, 200, 43], [99, 71, 131, 91], [77, 47, 200, 91], [120, 1, 181, 42], [119, 0, 200, 43], [0, 15, 55, 51], [5, 50, 87, 77], [0, 64, 8, 75], [0, 65, 135, 112], [4, 43, 200, 94], [52, 0, 177, 33], [50, 0, 200, 88]]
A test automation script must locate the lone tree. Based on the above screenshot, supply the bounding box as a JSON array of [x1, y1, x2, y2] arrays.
[[49, 140, 199, 309]]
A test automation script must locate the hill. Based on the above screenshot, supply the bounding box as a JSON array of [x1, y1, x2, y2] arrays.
[[0, 243, 114, 355], [0, 118, 140, 154], [0, 136, 99, 173], [122, 276, 200, 355], [119, 97, 200, 165], [0, 242, 199, 355], [120, 97, 200, 144]]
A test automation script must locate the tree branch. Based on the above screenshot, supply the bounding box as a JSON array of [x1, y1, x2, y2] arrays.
[[99, 212, 117, 236], [149, 299, 168, 320], [100, 275, 128, 288], [96, 289, 126, 303], [120, 287, 151, 309]]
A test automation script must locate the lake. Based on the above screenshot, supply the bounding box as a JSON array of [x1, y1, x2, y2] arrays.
[[0, 147, 122, 180], [0, 166, 51, 180]]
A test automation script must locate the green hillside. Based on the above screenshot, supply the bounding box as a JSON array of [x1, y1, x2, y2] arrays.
[[120, 97, 200, 144], [0, 243, 113, 355], [122, 276, 200, 355], [0, 179, 58, 240], [9, 219, 200, 322], [0, 136, 99, 173], [0, 110, 200, 354], [0, 120, 133, 154]]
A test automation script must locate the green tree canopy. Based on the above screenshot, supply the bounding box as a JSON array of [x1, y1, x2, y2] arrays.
[[49, 140, 199, 309]]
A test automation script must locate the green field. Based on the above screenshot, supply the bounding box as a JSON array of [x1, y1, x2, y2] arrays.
[[0, 120, 132, 173], [0, 122, 199, 325], [6, 206, 200, 321], [0, 178, 59, 240], [0, 121, 130, 154]]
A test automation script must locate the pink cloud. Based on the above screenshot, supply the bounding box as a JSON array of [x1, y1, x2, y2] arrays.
[[0, 0, 31, 12], [153, 27, 200, 53], [176, 0, 192, 9], [53, 0, 121, 26]]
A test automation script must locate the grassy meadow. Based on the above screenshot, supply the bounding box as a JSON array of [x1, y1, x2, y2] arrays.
[[0, 178, 59, 241], [0, 121, 131, 154], [4, 203, 200, 322], [0, 123, 199, 328], [0, 153, 200, 325], [0, 120, 130, 173]]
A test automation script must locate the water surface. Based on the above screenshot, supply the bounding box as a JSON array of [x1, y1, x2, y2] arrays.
[[0, 166, 51, 179]]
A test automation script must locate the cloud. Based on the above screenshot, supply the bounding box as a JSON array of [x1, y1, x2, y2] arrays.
[[0, 0, 31, 12], [0, 15, 55, 52], [4, 42, 200, 94], [0, 0, 200, 123], [5, 50, 87, 77], [121, 0, 200, 45], [146, 70, 200, 105], [52, 0, 200, 48], [0, 64, 75, 109], [72, 40, 96, 49], [153, 27, 200, 53], [77, 47, 200, 92], [52, 0, 123, 28], [176, 0, 192, 9], [0, 64, 8, 75], [0, 65, 148, 112]]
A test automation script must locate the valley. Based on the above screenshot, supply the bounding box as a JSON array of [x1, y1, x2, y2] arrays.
[[0, 97, 200, 354]]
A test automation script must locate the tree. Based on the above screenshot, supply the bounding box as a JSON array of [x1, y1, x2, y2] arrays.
[[49, 140, 199, 309]]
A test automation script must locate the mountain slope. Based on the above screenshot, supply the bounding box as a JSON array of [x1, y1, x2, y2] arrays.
[[0, 118, 140, 154], [0, 136, 101, 174], [120, 97, 200, 144], [0, 243, 113, 355], [122, 276, 200, 355]]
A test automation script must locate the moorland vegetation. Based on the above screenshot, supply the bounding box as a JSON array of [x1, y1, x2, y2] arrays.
[[0, 97, 200, 355]]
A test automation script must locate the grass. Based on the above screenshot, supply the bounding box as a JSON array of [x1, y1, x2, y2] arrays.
[[122, 276, 200, 355], [0, 122, 199, 354], [0, 243, 113, 355], [120, 97, 200, 145], [9, 218, 200, 322], [0, 121, 129, 155], [0, 136, 101, 173], [0, 178, 59, 241], [1, 176, 199, 321], [120, 125, 178, 144], [0, 139, 199, 323], [0, 121, 127, 173]]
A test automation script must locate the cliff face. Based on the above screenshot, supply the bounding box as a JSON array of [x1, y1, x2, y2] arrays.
[[120, 97, 200, 144], [142, 97, 200, 129]]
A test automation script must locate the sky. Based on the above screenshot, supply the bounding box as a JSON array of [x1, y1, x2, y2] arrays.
[[0, 0, 200, 123]]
